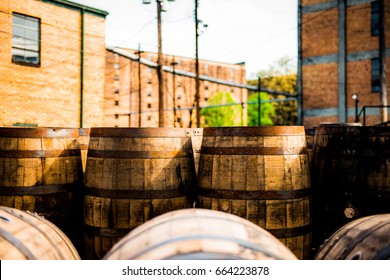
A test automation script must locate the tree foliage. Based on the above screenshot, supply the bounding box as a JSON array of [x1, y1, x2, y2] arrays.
[[248, 56, 298, 125], [247, 92, 276, 126], [200, 91, 242, 127]]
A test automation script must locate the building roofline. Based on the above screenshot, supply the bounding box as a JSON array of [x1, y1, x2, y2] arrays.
[[107, 47, 296, 98], [40, 0, 109, 17], [110, 46, 245, 68]]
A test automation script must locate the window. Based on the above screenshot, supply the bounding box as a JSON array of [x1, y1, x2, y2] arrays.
[[371, 1, 380, 36], [12, 13, 40, 66], [147, 91, 152, 97], [147, 115, 151, 121], [114, 114, 119, 119], [371, 58, 380, 93], [115, 100, 119, 106], [147, 103, 152, 109], [114, 89, 119, 94], [114, 63, 120, 69], [114, 75, 119, 80]]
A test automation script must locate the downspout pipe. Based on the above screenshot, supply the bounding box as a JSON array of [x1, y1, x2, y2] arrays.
[[297, 0, 303, 125], [80, 8, 85, 128], [379, 0, 387, 122]]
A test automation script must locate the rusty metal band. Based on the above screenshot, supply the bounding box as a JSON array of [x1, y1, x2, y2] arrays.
[[89, 127, 190, 138], [0, 184, 77, 196], [83, 224, 133, 237], [202, 126, 305, 137], [0, 128, 79, 138], [87, 149, 191, 159], [268, 224, 312, 239], [200, 146, 307, 156], [0, 226, 37, 260], [84, 187, 187, 199], [0, 149, 81, 158], [198, 187, 311, 200]]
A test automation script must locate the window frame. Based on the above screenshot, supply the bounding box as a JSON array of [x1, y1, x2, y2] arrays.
[[12, 12, 41, 67], [371, 58, 380, 93], [371, 1, 380, 36]]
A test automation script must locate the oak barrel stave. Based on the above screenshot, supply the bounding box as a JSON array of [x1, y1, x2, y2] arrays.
[[310, 125, 390, 254], [315, 214, 390, 260], [0, 127, 83, 254], [83, 127, 196, 259], [197, 126, 311, 259], [103, 208, 298, 260], [0, 206, 80, 260]]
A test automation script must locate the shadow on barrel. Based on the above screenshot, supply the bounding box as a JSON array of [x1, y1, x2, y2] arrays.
[[0, 127, 84, 257]]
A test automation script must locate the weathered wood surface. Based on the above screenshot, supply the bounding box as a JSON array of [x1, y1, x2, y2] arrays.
[[78, 128, 90, 174], [315, 214, 390, 260], [311, 125, 390, 254], [0, 127, 83, 254], [103, 208, 298, 260], [197, 126, 311, 259], [83, 127, 196, 259], [0, 206, 80, 260]]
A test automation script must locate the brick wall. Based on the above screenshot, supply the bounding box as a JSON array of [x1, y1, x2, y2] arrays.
[[302, 8, 338, 58], [105, 49, 248, 128], [0, 0, 106, 128], [300, 0, 390, 127]]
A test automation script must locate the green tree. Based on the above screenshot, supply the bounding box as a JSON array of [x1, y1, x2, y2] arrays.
[[248, 56, 298, 125], [200, 91, 242, 127], [247, 92, 276, 126]]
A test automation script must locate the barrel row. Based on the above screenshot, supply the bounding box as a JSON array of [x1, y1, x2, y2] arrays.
[[0, 126, 310, 260], [1, 125, 390, 260]]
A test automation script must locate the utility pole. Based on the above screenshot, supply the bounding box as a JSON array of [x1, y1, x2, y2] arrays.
[[156, 0, 164, 127], [257, 76, 262, 126], [194, 0, 200, 128], [171, 57, 178, 127], [135, 44, 144, 127]]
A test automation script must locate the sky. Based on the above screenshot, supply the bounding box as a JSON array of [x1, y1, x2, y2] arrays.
[[72, 0, 298, 79]]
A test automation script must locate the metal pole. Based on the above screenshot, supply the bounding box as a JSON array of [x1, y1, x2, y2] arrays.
[[355, 98, 359, 122], [257, 76, 261, 126], [157, 0, 164, 127], [171, 57, 178, 127], [194, 0, 200, 128], [379, 0, 387, 122], [136, 44, 144, 127]]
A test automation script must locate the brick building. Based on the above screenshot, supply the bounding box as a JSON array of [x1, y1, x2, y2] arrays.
[[105, 47, 248, 128], [0, 0, 108, 128], [298, 0, 390, 127]]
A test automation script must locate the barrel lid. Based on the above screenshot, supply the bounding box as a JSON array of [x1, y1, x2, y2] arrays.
[[202, 126, 305, 137], [89, 127, 193, 138], [0, 127, 79, 138]]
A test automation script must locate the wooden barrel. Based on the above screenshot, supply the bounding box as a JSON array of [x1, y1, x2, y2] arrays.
[[197, 126, 311, 259], [0, 127, 83, 253], [78, 127, 90, 174], [305, 127, 315, 166], [83, 127, 196, 259], [315, 214, 390, 260], [0, 206, 80, 259], [103, 208, 298, 260], [310, 125, 390, 254]]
